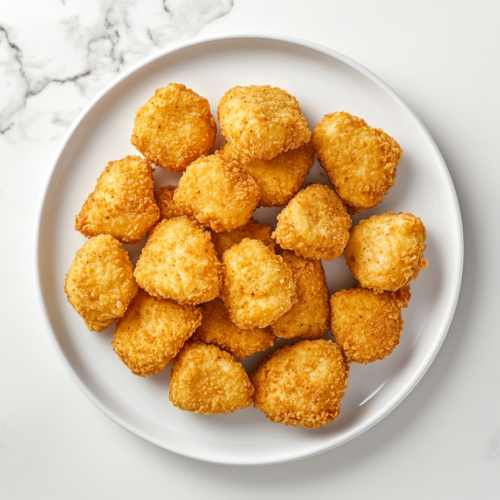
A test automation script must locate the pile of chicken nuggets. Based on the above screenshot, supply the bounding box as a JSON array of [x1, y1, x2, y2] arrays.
[[65, 83, 428, 429]]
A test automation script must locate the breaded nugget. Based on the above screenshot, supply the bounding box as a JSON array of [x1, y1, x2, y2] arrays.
[[64, 235, 138, 331], [218, 85, 311, 160], [193, 298, 275, 360], [313, 111, 403, 213], [134, 217, 221, 305], [131, 83, 216, 172], [75, 156, 159, 244], [344, 212, 428, 292], [154, 185, 186, 222], [217, 142, 315, 207], [271, 252, 330, 339], [221, 239, 297, 329], [173, 155, 261, 232], [273, 183, 352, 261], [170, 340, 254, 414], [252, 340, 349, 429], [330, 286, 411, 364], [112, 289, 202, 376]]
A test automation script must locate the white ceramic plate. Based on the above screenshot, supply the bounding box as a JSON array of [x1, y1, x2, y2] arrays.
[[35, 34, 463, 465]]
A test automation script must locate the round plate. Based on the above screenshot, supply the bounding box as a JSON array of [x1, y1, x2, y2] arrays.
[[35, 34, 463, 465]]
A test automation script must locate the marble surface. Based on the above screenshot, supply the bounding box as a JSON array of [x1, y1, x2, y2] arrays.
[[1, 0, 499, 498]]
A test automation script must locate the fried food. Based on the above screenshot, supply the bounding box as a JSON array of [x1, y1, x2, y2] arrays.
[[218, 85, 311, 160], [154, 185, 186, 222], [173, 155, 261, 232], [170, 340, 254, 414], [273, 183, 352, 260], [131, 83, 216, 172], [271, 252, 330, 339], [344, 212, 428, 292], [64, 235, 138, 331], [221, 239, 297, 329], [330, 286, 410, 364], [75, 156, 159, 244], [217, 142, 315, 207], [313, 111, 403, 213], [112, 289, 202, 376], [251, 339, 349, 429], [134, 216, 221, 305]]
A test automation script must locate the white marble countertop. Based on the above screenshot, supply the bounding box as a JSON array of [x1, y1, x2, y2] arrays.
[[1, 1, 499, 498]]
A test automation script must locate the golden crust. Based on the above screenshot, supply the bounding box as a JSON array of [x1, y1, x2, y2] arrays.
[[154, 185, 187, 222], [170, 340, 254, 414], [75, 156, 159, 244], [330, 286, 411, 364], [218, 85, 311, 160], [344, 212, 428, 292], [131, 83, 216, 172], [273, 183, 352, 261], [64, 235, 138, 331], [112, 289, 202, 376], [313, 111, 403, 213], [134, 217, 222, 305], [251, 340, 349, 429]]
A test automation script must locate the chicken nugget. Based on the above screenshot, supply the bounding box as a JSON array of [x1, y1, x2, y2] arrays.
[[75, 156, 159, 244], [170, 340, 254, 414], [344, 212, 428, 292], [154, 185, 187, 222], [134, 216, 221, 305], [330, 286, 411, 364], [221, 239, 296, 329], [273, 183, 351, 261], [218, 85, 311, 160], [252, 339, 349, 429], [313, 111, 403, 213], [64, 235, 138, 331], [112, 288, 202, 376]]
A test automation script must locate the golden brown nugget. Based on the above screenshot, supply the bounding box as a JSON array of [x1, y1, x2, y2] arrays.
[[330, 286, 411, 364], [313, 111, 403, 213], [75, 156, 159, 244], [271, 252, 330, 340], [134, 217, 222, 305], [154, 185, 186, 222], [173, 155, 261, 232], [218, 85, 311, 160], [64, 235, 138, 332], [344, 212, 428, 292], [252, 340, 349, 429], [273, 183, 352, 261], [217, 142, 315, 207], [193, 298, 275, 360], [221, 239, 297, 329], [170, 340, 254, 414], [131, 83, 216, 172], [112, 289, 202, 376]]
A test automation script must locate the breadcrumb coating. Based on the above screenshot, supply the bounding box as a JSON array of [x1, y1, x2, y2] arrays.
[[313, 111, 403, 213], [64, 235, 138, 331], [251, 340, 349, 429], [75, 156, 160, 244], [154, 185, 187, 222]]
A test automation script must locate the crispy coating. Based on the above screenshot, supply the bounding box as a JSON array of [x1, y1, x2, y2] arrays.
[[134, 217, 222, 305], [344, 212, 428, 292], [193, 298, 275, 360], [330, 286, 411, 364], [170, 340, 254, 414], [75, 156, 159, 244], [131, 83, 216, 172], [251, 340, 349, 429], [154, 185, 187, 222], [218, 85, 311, 160], [313, 111, 403, 214], [217, 142, 315, 207], [112, 289, 202, 376], [173, 155, 261, 232], [271, 252, 330, 339], [64, 235, 138, 331], [221, 239, 297, 329], [273, 183, 352, 261]]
